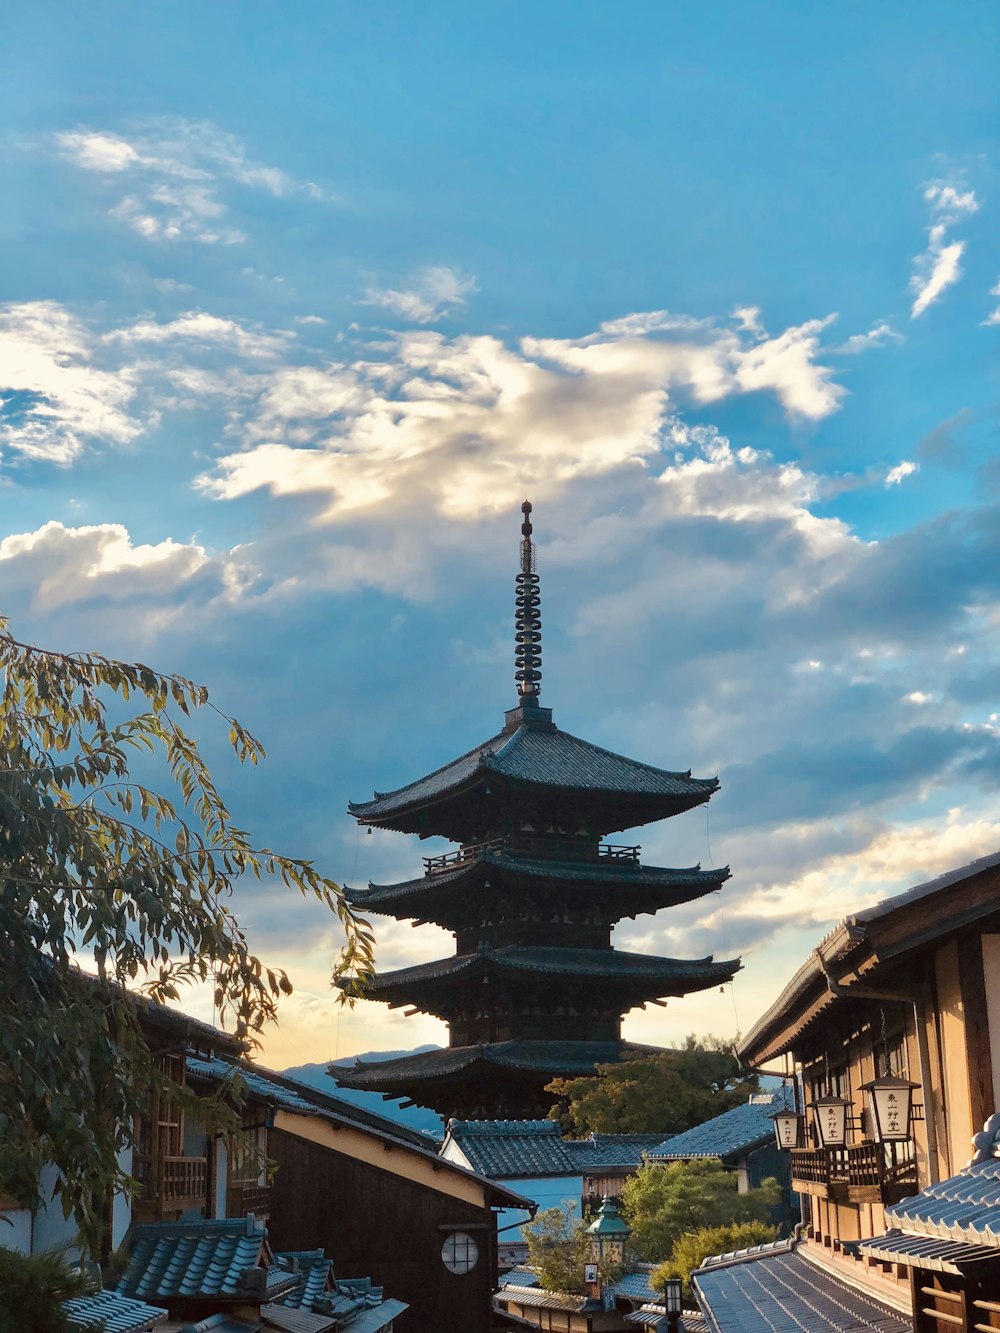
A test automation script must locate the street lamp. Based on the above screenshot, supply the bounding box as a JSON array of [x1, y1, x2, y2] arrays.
[[861, 1073, 919, 1142], [811, 1093, 850, 1147], [662, 1275, 683, 1333]]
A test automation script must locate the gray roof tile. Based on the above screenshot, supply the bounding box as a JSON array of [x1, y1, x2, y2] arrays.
[[649, 1089, 796, 1160], [63, 1290, 167, 1333], [349, 723, 717, 820], [883, 1154, 1000, 1245], [693, 1245, 910, 1332], [358, 943, 739, 995], [337, 1039, 662, 1088]]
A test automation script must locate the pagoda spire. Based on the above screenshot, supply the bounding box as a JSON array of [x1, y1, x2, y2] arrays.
[[514, 499, 542, 704]]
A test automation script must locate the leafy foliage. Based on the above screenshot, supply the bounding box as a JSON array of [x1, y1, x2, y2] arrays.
[[650, 1220, 778, 1297], [0, 1246, 96, 1333], [524, 1205, 593, 1293], [546, 1036, 758, 1135], [0, 620, 375, 1254], [620, 1159, 780, 1262]]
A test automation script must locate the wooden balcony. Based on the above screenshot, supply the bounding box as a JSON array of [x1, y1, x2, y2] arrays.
[[227, 1181, 272, 1216], [423, 836, 641, 876], [160, 1155, 209, 1211], [791, 1143, 918, 1205]]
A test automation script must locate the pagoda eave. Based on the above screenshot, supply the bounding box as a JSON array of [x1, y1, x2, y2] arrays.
[[343, 860, 729, 925], [338, 947, 740, 1018], [330, 1038, 667, 1117]]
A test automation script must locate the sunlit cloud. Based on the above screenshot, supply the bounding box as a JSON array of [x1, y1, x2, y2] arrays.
[[910, 178, 979, 318]]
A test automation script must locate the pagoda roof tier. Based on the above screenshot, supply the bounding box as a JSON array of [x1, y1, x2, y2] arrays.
[[336, 943, 739, 1018], [348, 711, 719, 841], [344, 854, 729, 926], [332, 1038, 663, 1091]]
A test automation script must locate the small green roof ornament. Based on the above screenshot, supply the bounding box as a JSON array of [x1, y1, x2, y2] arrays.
[[585, 1196, 631, 1238]]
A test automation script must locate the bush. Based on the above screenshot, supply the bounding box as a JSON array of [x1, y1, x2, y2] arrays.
[[524, 1205, 591, 1293], [650, 1220, 778, 1296], [0, 1246, 95, 1333]]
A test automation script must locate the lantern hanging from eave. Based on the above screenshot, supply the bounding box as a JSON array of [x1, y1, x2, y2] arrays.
[[811, 1092, 851, 1147], [772, 1106, 804, 1150], [861, 1073, 919, 1142]]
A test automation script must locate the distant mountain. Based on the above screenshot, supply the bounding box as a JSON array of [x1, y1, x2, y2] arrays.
[[281, 1046, 446, 1139]]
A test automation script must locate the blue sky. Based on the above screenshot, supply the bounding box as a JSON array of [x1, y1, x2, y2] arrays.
[[2, 2, 999, 1068]]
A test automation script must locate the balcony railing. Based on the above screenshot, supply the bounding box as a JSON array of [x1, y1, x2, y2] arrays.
[[160, 1155, 208, 1208], [790, 1143, 917, 1205], [423, 836, 641, 876], [228, 1181, 272, 1216]]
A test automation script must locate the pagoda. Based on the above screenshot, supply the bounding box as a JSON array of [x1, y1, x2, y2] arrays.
[[335, 502, 739, 1118]]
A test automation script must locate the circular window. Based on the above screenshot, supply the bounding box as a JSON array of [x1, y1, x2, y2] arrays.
[[441, 1231, 479, 1275]]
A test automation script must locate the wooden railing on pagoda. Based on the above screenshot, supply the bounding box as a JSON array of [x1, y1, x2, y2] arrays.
[[790, 1142, 917, 1205], [423, 836, 641, 876]]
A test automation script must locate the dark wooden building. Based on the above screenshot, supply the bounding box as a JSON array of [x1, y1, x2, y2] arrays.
[[337, 501, 740, 1119]]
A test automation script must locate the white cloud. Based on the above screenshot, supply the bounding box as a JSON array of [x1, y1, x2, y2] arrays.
[[53, 119, 325, 245], [910, 178, 979, 318], [109, 311, 291, 360], [983, 279, 1000, 328], [0, 301, 140, 463], [833, 321, 904, 354], [362, 266, 478, 323], [885, 459, 918, 486], [0, 520, 209, 612]]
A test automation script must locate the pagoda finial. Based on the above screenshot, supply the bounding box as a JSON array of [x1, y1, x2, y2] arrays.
[[514, 499, 542, 703]]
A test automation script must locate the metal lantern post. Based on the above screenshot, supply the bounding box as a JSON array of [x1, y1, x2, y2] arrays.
[[811, 1092, 851, 1148], [861, 1074, 919, 1142], [661, 1275, 683, 1333]]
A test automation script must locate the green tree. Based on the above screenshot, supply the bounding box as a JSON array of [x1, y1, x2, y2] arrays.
[[650, 1220, 778, 1297], [0, 620, 375, 1255], [524, 1205, 592, 1293], [620, 1160, 780, 1262], [546, 1037, 757, 1135]]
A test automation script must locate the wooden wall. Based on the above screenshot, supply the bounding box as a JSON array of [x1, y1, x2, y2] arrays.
[[267, 1127, 499, 1333]]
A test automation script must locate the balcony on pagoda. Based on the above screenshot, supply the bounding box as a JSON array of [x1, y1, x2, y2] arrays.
[[421, 835, 641, 877], [790, 1141, 918, 1206]]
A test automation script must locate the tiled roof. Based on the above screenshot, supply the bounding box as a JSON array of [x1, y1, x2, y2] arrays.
[[495, 1285, 592, 1313], [446, 1119, 580, 1176], [352, 855, 728, 903], [570, 1133, 667, 1168], [880, 1153, 1000, 1246], [692, 1243, 910, 1333], [262, 1305, 337, 1333], [355, 943, 739, 996], [272, 1251, 333, 1309], [186, 1054, 436, 1151], [337, 1299, 408, 1333], [445, 1119, 664, 1177], [117, 1217, 297, 1304], [187, 1054, 532, 1212], [859, 1229, 1000, 1276], [607, 1268, 657, 1301], [62, 1290, 167, 1333], [498, 1265, 541, 1289], [349, 722, 717, 820], [336, 1038, 662, 1088], [649, 1088, 796, 1160]]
